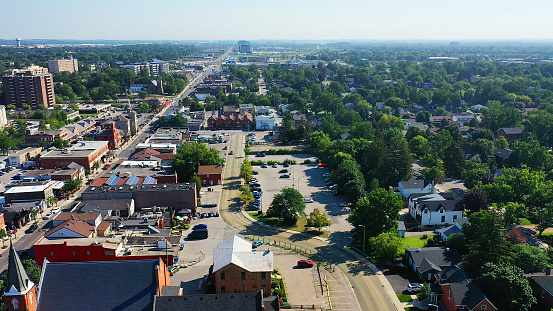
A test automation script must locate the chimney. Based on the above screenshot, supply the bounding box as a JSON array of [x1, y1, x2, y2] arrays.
[[547, 266, 551, 275]]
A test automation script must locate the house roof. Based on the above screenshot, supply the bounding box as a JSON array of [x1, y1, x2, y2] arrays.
[[493, 148, 512, 160], [400, 177, 431, 190], [531, 275, 553, 296], [415, 193, 464, 212], [37, 259, 162, 311], [213, 235, 273, 273], [437, 266, 494, 310], [405, 247, 461, 273], [498, 127, 524, 135], [461, 146, 479, 159], [79, 199, 133, 211], [153, 293, 262, 311], [198, 165, 223, 175], [160, 286, 182, 297], [45, 219, 95, 238], [54, 212, 101, 222], [397, 220, 406, 231], [439, 224, 462, 238]]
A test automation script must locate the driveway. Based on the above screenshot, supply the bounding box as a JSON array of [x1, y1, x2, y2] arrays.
[[383, 267, 421, 294]]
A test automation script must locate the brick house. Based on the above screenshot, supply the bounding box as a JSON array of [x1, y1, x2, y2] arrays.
[[497, 127, 524, 143], [405, 247, 461, 282], [198, 165, 223, 186], [433, 266, 497, 311], [211, 236, 273, 297]]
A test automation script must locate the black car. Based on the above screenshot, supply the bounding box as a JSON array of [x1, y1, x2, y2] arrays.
[[279, 174, 290, 178], [278, 169, 288, 173], [25, 224, 38, 234], [283, 163, 290, 167], [407, 227, 422, 232], [252, 170, 259, 175]]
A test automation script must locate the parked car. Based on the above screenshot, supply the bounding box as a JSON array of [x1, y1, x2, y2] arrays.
[[168, 265, 180, 276], [104, 164, 111, 169], [52, 207, 61, 214], [279, 174, 290, 178], [407, 283, 422, 293], [214, 212, 219, 217], [229, 151, 234, 155], [223, 146, 228, 150], [323, 173, 331, 177], [385, 259, 406, 270], [272, 163, 278, 168], [407, 227, 422, 232], [303, 198, 314, 203], [193, 224, 208, 230], [339, 202, 352, 207], [25, 224, 38, 234], [318, 163, 327, 167], [261, 163, 268, 168], [252, 241, 263, 248], [252, 170, 259, 175], [283, 163, 290, 167], [297, 260, 314, 268], [278, 169, 288, 173], [43, 212, 54, 220], [203, 203, 218, 208]]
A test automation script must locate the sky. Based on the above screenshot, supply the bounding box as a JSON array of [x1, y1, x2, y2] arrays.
[[2, 0, 553, 41]]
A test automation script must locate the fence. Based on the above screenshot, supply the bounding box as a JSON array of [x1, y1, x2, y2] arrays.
[[182, 251, 205, 267]]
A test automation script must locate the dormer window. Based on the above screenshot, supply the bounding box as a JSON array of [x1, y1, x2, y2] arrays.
[[440, 208, 444, 213]]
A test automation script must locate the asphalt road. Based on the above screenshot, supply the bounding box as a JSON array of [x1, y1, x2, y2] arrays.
[[219, 133, 398, 311]]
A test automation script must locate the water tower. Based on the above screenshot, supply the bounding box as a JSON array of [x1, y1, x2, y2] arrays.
[[16, 38, 21, 48]]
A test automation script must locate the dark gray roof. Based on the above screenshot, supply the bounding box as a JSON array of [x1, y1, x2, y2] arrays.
[[406, 247, 461, 273], [66, 162, 84, 170], [153, 293, 262, 311], [531, 275, 553, 295], [419, 257, 442, 273], [421, 200, 464, 212], [160, 286, 182, 296], [499, 127, 524, 135], [455, 218, 470, 226], [438, 267, 490, 310], [493, 148, 512, 160], [440, 224, 462, 238], [461, 146, 479, 159], [38, 259, 161, 311], [400, 177, 432, 189], [80, 199, 133, 211], [397, 220, 406, 231]]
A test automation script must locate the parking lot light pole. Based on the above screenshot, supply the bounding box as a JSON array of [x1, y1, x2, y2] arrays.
[[358, 225, 366, 254]]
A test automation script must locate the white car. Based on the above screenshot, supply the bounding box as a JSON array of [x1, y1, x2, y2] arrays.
[[340, 202, 352, 207], [407, 283, 422, 293], [52, 207, 61, 214], [303, 198, 314, 203], [43, 212, 54, 220]]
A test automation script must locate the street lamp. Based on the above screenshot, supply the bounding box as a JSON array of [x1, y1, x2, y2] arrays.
[[358, 225, 366, 254]]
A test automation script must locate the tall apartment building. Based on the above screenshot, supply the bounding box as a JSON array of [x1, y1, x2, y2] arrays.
[[2, 66, 55, 108], [122, 59, 169, 76], [48, 58, 79, 74], [237, 40, 252, 54]]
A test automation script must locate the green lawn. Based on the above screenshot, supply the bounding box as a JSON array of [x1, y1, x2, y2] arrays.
[[397, 294, 413, 302], [401, 235, 432, 249], [248, 213, 329, 238], [80, 113, 98, 118], [518, 217, 537, 225]]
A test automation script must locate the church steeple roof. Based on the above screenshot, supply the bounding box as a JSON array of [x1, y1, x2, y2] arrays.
[[5, 243, 34, 295]]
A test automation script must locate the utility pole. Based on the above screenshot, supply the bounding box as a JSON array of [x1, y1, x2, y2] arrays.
[[359, 225, 366, 254]]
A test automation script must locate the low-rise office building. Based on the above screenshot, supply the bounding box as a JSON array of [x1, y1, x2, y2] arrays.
[[8, 147, 42, 168], [39, 141, 109, 170]]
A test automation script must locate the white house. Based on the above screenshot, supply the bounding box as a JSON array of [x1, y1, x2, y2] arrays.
[[409, 193, 464, 226], [255, 115, 278, 130], [398, 177, 434, 197]]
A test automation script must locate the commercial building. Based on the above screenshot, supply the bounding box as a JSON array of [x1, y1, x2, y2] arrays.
[[95, 121, 123, 149], [237, 40, 252, 54], [8, 147, 42, 168], [122, 59, 169, 75], [2, 66, 55, 108], [207, 111, 253, 130], [47, 58, 79, 74], [255, 115, 279, 131], [211, 235, 273, 297], [4, 181, 54, 203], [82, 182, 197, 210], [198, 165, 223, 186], [25, 129, 69, 145], [39, 141, 109, 170]]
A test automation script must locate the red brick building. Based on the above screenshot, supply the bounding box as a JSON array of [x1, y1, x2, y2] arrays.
[[497, 127, 524, 143], [198, 165, 223, 186], [95, 121, 123, 150], [39, 141, 109, 170], [211, 236, 273, 297], [25, 129, 69, 145], [207, 111, 253, 130]]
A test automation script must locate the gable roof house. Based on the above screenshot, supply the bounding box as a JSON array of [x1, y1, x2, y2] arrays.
[[397, 177, 434, 197], [497, 127, 524, 143], [211, 235, 273, 297], [432, 266, 498, 311], [408, 193, 464, 226], [493, 148, 512, 168], [529, 273, 553, 311], [405, 247, 461, 282], [438, 218, 470, 241]]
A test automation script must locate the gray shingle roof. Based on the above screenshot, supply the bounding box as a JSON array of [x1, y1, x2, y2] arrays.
[[38, 259, 162, 311], [153, 293, 262, 311], [499, 127, 524, 135], [400, 177, 431, 189], [438, 266, 492, 310], [531, 275, 553, 296], [406, 247, 461, 273]]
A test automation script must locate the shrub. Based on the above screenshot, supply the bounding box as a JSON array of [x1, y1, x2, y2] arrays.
[[303, 159, 312, 164]]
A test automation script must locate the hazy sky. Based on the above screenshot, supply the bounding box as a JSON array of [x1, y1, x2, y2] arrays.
[[2, 0, 553, 41]]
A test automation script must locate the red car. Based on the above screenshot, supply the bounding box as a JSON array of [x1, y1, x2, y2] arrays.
[[104, 164, 111, 169], [273, 140, 281, 143], [297, 260, 314, 268], [318, 163, 327, 167], [223, 146, 228, 150]]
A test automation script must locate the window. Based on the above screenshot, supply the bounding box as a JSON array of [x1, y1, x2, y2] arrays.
[[441, 216, 446, 222], [440, 208, 444, 213], [240, 272, 246, 280], [261, 284, 266, 289], [220, 286, 226, 293], [220, 272, 225, 281], [86, 251, 91, 256], [72, 251, 76, 256], [448, 290, 451, 300], [481, 305, 486, 311], [453, 215, 458, 220], [424, 209, 428, 213], [241, 285, 246, 292], [252, 273, 257, 280], [105, 251, 114, 256], [253, 285, 257, 290], [261, 272, 266, 280]]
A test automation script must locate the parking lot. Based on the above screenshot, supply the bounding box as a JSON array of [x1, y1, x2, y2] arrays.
[[249, 154, 353, 235]]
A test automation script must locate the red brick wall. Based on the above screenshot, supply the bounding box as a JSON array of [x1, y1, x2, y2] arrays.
[[474, 299, 497, 311], [214, 264, 271, 297], [199, 173, 222, 186], [440, 284, 458, 311]]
